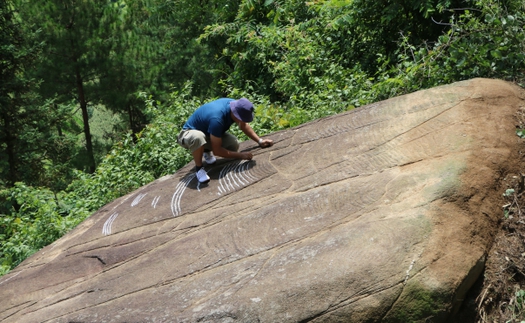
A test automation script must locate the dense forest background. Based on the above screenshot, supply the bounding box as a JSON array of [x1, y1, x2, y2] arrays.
[[2, 0, 525, 320]]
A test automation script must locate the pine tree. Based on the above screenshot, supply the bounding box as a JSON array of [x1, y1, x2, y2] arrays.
[[0, 0, 49, 186], [15, 0, 122, 173]]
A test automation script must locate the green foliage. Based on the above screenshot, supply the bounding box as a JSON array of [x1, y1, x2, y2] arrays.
[[201, 0, 465, 102], [387, 281, 450, 322], [378, 0, 525, 92], [504, 188, 516, 197], [0, 0, 71, 189], [507, 289, 525, 322], [141, 0, 240, 98], [14, 0, 160, 172], [0, 183, 82, 275], [202, 1, 381, 125]]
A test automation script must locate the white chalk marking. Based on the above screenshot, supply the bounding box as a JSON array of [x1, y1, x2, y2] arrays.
[[242, 161, 258, 181], [170, 178, 188, 216], [218, 166, 228, 194], [222, 162, 234, 191], [216, 160, 259, 196], [131, 193, 147, 207], [171, 174, 195, 217], [233, 162, 248, 186], [403, 258, 417, 284], [151, 196, 160, 208], [0, 270, 22, 286], [102, 212, 119, 236], [223, 162, 236, 191], [229, 162, 242, 188], [174, 175, 195, 215], [218, 163, 234, 192]]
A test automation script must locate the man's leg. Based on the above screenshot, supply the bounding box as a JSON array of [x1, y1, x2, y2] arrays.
[[190, 143, 210, 183], [192, 145, 205, 168], [221, 133, 240, 152], [179, 130, 207, 166], [178, 130, 210, 183], [203, 133, 239, 153]]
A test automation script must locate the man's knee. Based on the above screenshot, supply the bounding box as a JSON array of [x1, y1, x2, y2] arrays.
[[225, 141, 239, 152], [222, 134, 239, 152]]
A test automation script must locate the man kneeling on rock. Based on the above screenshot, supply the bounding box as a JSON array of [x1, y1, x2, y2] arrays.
[[177, 98, 274, 183]]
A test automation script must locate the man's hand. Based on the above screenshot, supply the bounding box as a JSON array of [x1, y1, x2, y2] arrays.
[[259, 139, 273, 148], [237, 121, 274, 149], [241, 152, 253, 160]]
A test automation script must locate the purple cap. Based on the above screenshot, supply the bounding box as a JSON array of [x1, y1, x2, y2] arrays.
[[230, 98, 254, 122]]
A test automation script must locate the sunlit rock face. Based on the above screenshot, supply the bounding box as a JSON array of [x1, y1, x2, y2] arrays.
[[1, 78, 524, 323]]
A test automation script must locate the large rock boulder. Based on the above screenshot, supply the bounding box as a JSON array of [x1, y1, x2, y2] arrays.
[[1, 78, 524, 322]]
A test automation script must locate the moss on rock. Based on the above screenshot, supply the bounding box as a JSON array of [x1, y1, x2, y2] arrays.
[[385, 280, 451, 323]]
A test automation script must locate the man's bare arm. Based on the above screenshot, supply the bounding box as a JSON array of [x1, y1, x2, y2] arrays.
[[238, 122, 273, 148]]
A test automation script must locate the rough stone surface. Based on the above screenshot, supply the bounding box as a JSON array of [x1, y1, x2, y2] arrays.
[[1, 78, 524, 323]]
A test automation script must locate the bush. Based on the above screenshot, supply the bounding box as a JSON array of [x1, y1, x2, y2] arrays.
[[0, 183, 80, 275]]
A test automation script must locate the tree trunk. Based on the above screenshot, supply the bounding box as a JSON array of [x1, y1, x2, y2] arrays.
[[2, 112, 18, 186], [75, 68, 96, 173], [54, 103, 63, 137], [127, 102, 134, 134]]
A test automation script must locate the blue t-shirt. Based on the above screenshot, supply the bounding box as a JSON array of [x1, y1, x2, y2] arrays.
[[183, 98, 235, 137]]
